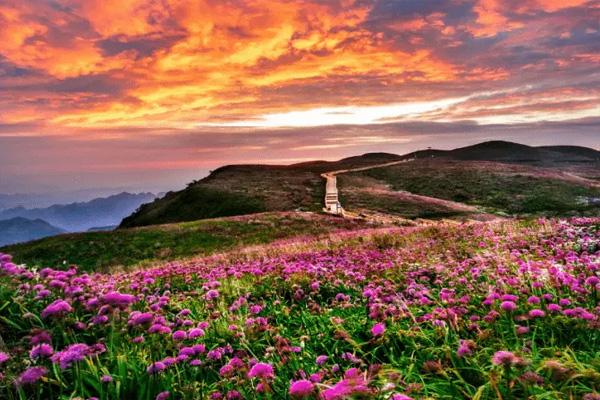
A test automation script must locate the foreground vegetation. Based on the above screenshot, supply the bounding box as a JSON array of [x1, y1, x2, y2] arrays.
[[0, 218, 599, 399], [0, 213, 372, 272]]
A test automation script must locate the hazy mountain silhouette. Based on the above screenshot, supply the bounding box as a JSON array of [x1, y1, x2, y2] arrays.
[[0, 192, 156, 232], [0, 217, 65, 246]]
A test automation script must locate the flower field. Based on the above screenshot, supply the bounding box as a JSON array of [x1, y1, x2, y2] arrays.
[[0, 218, 599, 399]]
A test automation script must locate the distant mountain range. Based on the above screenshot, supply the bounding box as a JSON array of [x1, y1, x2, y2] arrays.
[[0, 188, 159, 211], [0, 192, 156, 232], [0, 217, 65, 246]]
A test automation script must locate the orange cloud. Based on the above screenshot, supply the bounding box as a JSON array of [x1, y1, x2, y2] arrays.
[[0, 0, 597, 132]]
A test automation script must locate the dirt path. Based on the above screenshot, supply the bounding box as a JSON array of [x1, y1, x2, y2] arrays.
[[321, 158, 497, 220], [321, 159, 415, 214]]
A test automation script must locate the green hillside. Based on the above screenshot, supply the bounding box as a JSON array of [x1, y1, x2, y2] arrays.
[[0, 212, 374, 272], [119, 153, 404, 228], [118, 142, 599, 228], [340, 159, 600, 216]]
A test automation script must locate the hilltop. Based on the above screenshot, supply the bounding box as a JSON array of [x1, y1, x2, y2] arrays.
[[120, 141, 600, 227], [120, 153, 403, 227]]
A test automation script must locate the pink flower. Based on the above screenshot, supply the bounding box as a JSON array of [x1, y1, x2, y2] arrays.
[[188, 328, 205, 338], [102, 291, 137, 307], [172, 330, 187, 341], [155, 391, 170, 400], [29, 344, 53, 359], [492, 351, 522, 367], [247, 362, 274, 379], [128, 312, 154, 326], [289, 379, 314, 397], [516, 326, 530, 335], [529, 309, 545, 318], [16, 366, 47, 386], [0, 352, 10, 365], [371, 322, 386, 337], [41, 299, 72, 319], [392, 395, 414, 400], [456, 340, 475, 358], [316, 355, 328, 365], [321, 368, 371, 400], [500, 301, 517, 312], [51, 343, 97, 369], [147, 361, 167, 374]]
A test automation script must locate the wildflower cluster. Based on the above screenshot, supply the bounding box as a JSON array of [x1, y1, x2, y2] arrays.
[[0, 218, 598, 399]]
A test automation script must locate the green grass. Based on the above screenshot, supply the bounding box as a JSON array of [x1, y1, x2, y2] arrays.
[[353, 160, 600, 216], [0, 212, 369, 272], [120, 186, 267, 228]]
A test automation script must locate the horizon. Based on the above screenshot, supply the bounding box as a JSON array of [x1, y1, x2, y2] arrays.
[[2, 138, 599, 198], [1, 0, 599, 194]]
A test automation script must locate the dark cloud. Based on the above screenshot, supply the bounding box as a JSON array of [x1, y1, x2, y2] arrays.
[[98, 32, 186, 58]]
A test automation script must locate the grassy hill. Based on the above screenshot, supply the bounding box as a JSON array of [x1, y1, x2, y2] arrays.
[[408, 140, 600, 163], [1, 212, 376, 272], [340, 159, 600, 217], [119, 141, 599, 227], [120, 153, 403, 228]]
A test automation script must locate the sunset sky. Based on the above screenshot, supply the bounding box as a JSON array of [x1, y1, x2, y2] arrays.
[[1, 0, 599, 193]]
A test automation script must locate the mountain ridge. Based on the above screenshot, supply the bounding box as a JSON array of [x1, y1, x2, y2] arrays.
[[1, 192, 156, 232], [0, 217, 65, 246]]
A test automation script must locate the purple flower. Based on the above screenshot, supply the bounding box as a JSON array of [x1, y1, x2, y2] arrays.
[[500, 301, 517, 312], [147, 361, 167, 374], [41, 299, 72, 319], [219, 364, 234, 377], [29, 344, 53, 359], [172, 330, 187, 341], [516, 325, 530, 335], [250, 305, 263, 314], [548, 303, 562, 313], [128, 312, 154, 326], [156, 391, 170, 400], [188, 328, 205, 338], [30, 331, 52, 345], [321, 368, 371, 400], [289, 379, 314, 397], [101, 374, 113, 383], [16, 366, 47, 386], [102, 291, 137, 307], [51, 343, 93, 369], [529, 309, 546, 318], [492, 351, 522, 367], [457, 340, 475, 358], [316, 355, 328, 365], [247, 362, 274, 379], [0, 352, 10, 365], [371, 322, 386, 337]]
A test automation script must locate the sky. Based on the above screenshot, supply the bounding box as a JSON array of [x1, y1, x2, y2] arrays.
[[0, 0, 599, 194]]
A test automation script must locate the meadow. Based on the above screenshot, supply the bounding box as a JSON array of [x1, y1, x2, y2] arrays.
[[0, 218, 599, 399]]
